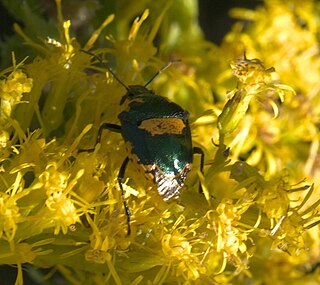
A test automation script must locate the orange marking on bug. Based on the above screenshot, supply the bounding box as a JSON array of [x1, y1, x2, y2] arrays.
[[138, 118, 186, 136]]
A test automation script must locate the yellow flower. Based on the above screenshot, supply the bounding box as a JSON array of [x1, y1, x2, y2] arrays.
[[0, 69, 33, 117], [231, 56, 274, 88], [160, 215, 207, 281], [39, 163, 82, 234], [0, 193, 20, 241], [218, 56, 294, 138], [257, 174, 290, 221], [214, 199, 250, 270]]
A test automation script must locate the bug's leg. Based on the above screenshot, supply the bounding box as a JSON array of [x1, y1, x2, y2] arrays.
[[78, 123, 121, 153], [118, 156, 131, 235], [193, 147, 205, 193]]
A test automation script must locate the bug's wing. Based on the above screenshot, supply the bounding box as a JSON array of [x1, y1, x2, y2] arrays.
[[118, 95, 193, 199], [121, 120, 193, 176], [121, 121, 193, 200]]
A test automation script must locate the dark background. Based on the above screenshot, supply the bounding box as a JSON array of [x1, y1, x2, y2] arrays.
[[0, 0, 260, 284], [198, 0, 261, 43]]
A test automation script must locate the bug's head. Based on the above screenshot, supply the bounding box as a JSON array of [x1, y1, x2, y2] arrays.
[[120, 85, 151, 105], [81, 50, 180, 104], [119, 59, 180, 105]]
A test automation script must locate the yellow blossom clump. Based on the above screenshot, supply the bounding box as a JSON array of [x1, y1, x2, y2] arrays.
[[0, 0, 319, 284], [0, 192, 20, 241], [0, 69, 33, 117], [39, 163, 82, 235]]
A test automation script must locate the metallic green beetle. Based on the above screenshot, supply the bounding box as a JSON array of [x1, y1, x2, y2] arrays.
[[81, 51, 204, 234]]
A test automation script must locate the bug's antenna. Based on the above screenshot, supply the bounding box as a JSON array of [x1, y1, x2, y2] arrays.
[[80, 49, 129, 91], [144, 59, 181, 88]]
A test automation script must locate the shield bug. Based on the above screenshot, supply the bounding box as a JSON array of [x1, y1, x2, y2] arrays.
[[80, 50, 204, 234]]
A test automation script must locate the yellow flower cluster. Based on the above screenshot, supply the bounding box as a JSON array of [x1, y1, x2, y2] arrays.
[[0, 0, 319, 284], [39, 163, 81, 235], [0, 69, 33, 117]]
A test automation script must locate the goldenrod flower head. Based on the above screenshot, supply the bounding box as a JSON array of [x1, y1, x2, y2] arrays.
[[0, 69, 33, 117], [213, 199, 251, 269], [39, 163, 81, 234], [159, 215, 207, 281], [231, 56, 274, 88], [0, 1, 319, 284], [257, 173, 290, 220], [0, 193, 20, 241], [85, 226, 114, 264]]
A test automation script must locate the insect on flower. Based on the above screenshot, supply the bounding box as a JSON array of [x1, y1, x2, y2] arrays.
[[79, 50, 204, 235]]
